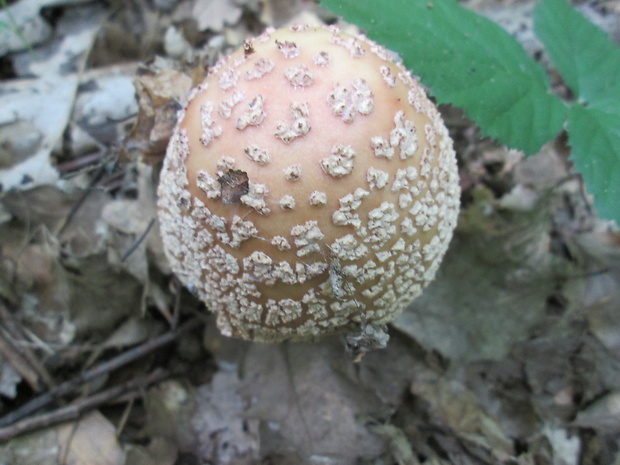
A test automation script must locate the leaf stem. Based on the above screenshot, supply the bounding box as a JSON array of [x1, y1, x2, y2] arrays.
[[1, 0, 36, 56]]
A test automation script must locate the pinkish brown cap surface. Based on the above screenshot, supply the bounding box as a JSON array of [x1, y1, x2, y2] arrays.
[[157, 25, 460, 342]]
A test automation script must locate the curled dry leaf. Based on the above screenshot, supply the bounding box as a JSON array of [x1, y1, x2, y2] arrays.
[[124, 68, 193, 165]]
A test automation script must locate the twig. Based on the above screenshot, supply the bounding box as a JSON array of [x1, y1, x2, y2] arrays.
[[55, 165, 108, 238], [0, 317, 202, 428], [121, 217, 155, 262], [115, 397, 135, 439], [171, 277, 183, 329], [56, 150, 108, 174], [0, 331, 41, 392], [19, 326, 56, 356], [0, 368, 170, 442], [56, 145, 122, 238], [0, 303, 55, 389]]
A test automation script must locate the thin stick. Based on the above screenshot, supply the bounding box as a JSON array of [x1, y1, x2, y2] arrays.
[[121, 217, 155, 262], [171, 277, 183, 330], [56, 150, 107, 174], [0, 331, 41, 392], [56, 161, 110, 238], [0, 317, 202, 428], [0, 303, 55, 388], [0, 369, 170, 442], [115, 397, 135, 439]]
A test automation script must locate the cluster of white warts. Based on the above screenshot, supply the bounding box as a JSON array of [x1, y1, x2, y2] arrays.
[[157, 26, 460, 342]]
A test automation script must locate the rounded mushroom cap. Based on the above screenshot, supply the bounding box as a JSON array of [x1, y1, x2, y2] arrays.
[[157, 25, 460, 342]]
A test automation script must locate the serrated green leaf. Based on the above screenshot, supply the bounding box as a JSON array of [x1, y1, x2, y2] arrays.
[[568, 105, 620, 224], [320, 0, 566, 155], [535, 0, 620, 113]]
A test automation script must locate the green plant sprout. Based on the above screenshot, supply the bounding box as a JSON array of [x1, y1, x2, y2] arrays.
[[320, 0, 620, 225], [1, 0, 35, 55]]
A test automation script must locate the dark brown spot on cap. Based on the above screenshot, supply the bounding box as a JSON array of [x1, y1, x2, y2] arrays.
[[218, 169, 249, 204], [243, 40, 255, 57]]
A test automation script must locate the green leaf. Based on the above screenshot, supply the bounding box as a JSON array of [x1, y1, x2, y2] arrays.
[[568, 105, 620, 224], [535, 0, 620, 223], [535, 0, 620, 113], [320, 0, 566, 155]]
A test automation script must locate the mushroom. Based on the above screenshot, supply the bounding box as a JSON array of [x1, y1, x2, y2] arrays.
[[157, 25, 460, 343]]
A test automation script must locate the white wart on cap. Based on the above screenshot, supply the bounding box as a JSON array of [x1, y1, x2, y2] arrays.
[[157, 24, 460, 342]]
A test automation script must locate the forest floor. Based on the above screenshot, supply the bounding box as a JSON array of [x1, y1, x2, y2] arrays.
[[0, 0, 619, 464]]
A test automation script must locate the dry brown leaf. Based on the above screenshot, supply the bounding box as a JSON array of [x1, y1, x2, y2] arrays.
[[366, 423, 422, 465], [0, 76, 76, 191], [1, 184, 144, 338], [144, 380, 198, 453], [124, 436, 178, 465], [0, 423, 59, 464], [0, 361, 22, 399], [394, 185, 569, 362], [568, 230, 620, 354], [0, 223, 75, 344], [101, 317, 165, 349], [66, 252, 142, 337], [102, 163, 171, 316], [192, 0, 243, 32], [12, 3, 105, 78], [2, 185, 110, 255], [57, 410, 126, 465], [72, 66, 138, 151], [238, 338, 387, 464], [124, 68, 193, 165], [540, 425, 581, 465], [409, 368, 515, 461], [573, 391, 620, 431], [193, 370, 259, 464], [102, 167, 156, 237], [356, 330, 429, 407]]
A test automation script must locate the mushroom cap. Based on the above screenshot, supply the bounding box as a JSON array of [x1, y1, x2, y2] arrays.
[[157, 25, 460, 342]]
